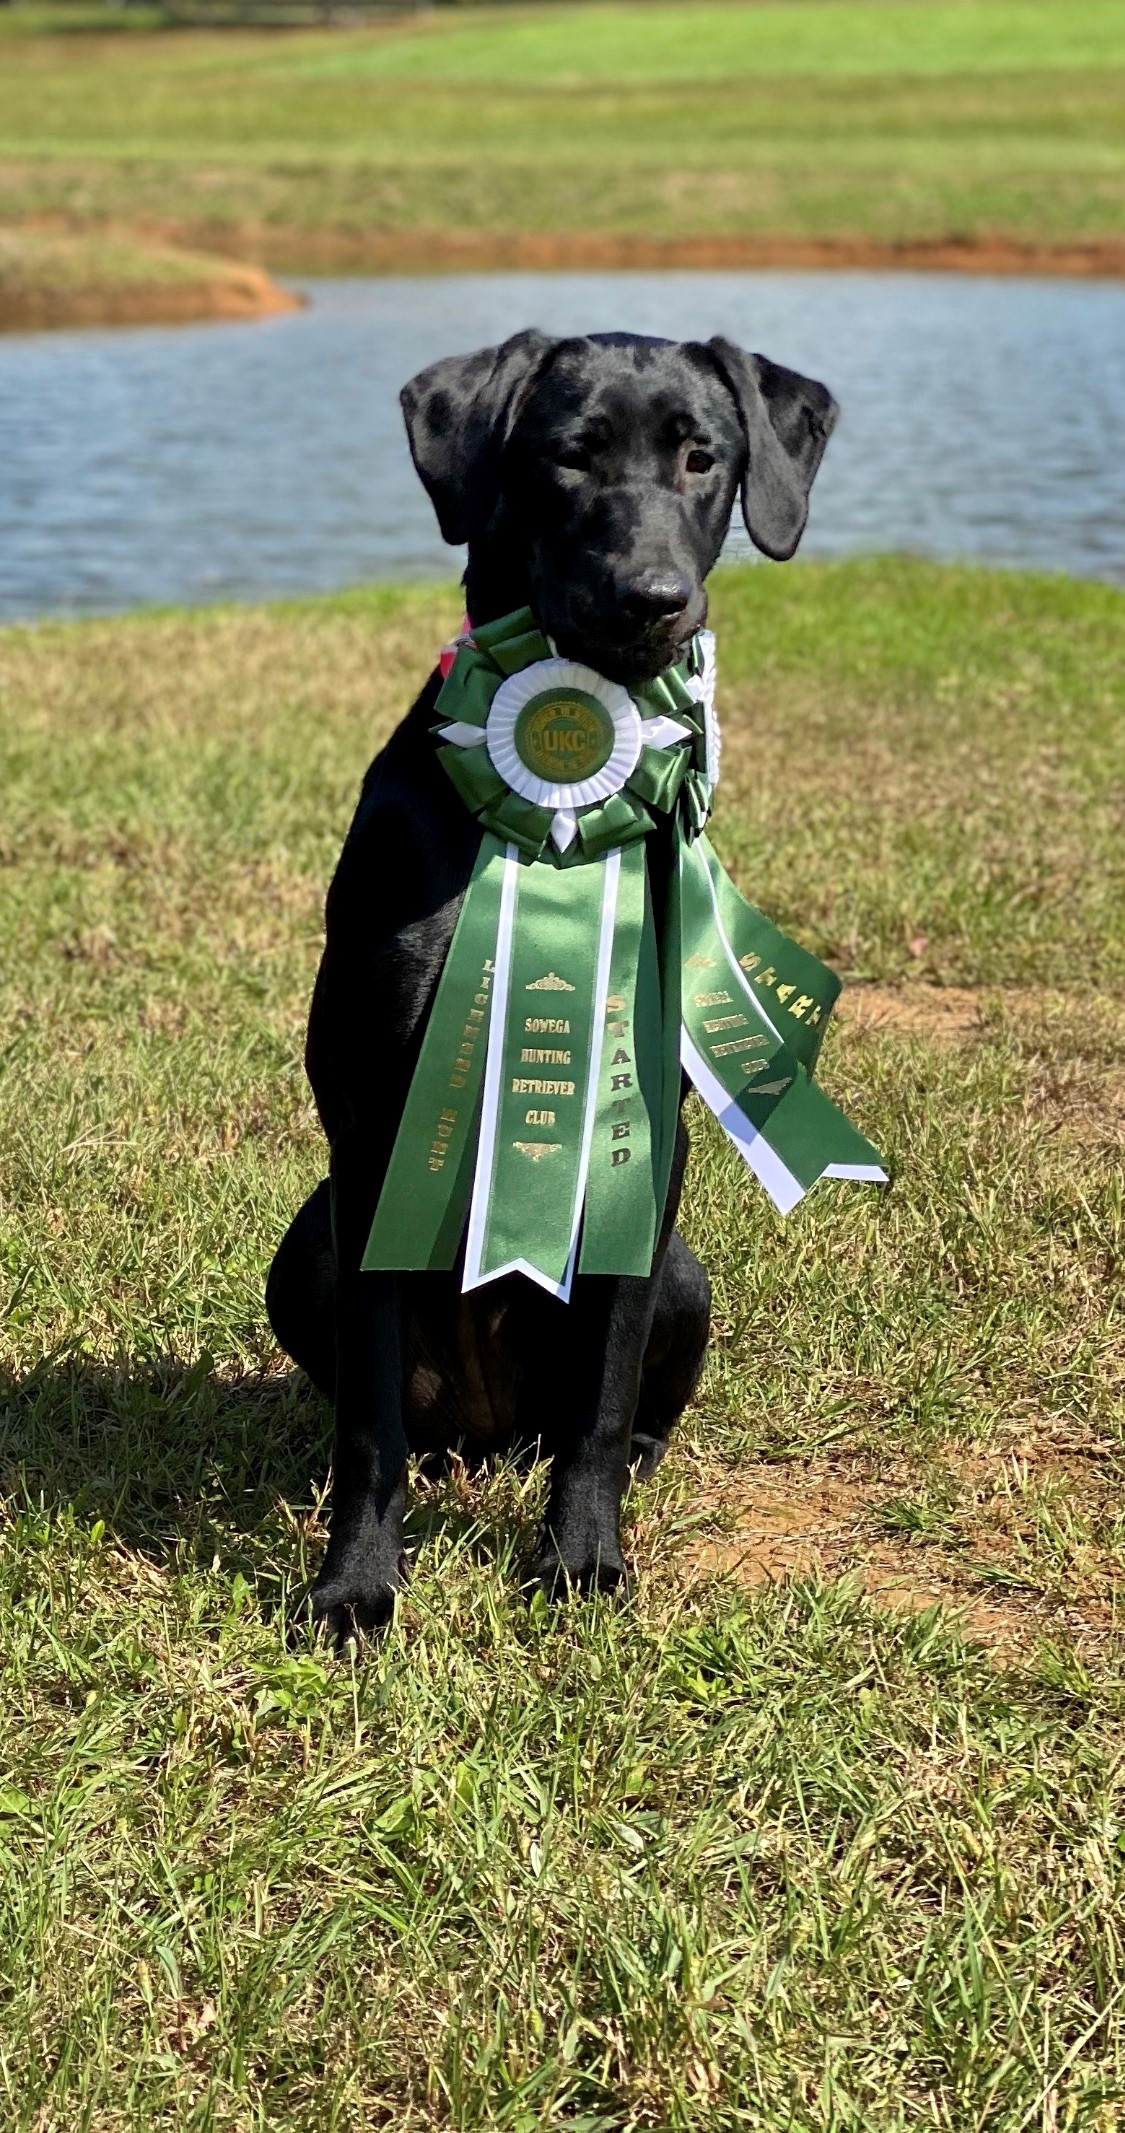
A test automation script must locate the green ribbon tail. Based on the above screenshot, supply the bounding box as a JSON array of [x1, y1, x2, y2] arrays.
[[695, 834, 838, 1073], [463, 844, 615, 1300], [578, 840, 665, 1275], [362, 835, 505, 1272], [655, 825, 686, 1225], [679, 836, 886, 1212]]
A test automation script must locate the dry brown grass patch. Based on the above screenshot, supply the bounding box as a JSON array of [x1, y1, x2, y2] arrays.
[[841, 982, 1125, 1147], [652, 1440, 1124, 1658]]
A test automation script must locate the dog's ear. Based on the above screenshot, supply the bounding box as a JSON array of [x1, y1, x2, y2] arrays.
[[702, 337, 838, 562], [400, 329, 556, 545]]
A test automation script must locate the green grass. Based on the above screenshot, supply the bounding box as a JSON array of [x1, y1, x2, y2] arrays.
[[249, 1, 1125, 82], [1, 0, 1123, 255], [2, 559, 1125, 2127]]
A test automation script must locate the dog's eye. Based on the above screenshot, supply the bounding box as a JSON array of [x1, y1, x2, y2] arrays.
[[555, 445, 592, 473], [685, 448, 715, 475]]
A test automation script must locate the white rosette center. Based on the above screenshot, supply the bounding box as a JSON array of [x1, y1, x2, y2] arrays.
[[483, 657, 644, 851]]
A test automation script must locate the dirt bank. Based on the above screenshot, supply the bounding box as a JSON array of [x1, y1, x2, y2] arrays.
[[0, 229, 301, 331], [117, 222, 1125, 280]]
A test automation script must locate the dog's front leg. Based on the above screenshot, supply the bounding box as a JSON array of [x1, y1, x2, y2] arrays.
[[531, 1273, 652, 1597], [311, 1146, 409, 1640]]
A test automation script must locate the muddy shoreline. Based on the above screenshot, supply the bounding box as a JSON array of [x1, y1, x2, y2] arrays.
[[10, 217, 1125, 299], [113, 223, 1125, 281], [0, 230, 302, 332], [5, 221, 1120, 330], [0, 272, 301, 332]]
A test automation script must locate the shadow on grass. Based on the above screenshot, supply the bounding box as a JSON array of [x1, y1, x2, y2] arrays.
[[0, 1353, 534, 1594], [0, 1352, 327, 1553]]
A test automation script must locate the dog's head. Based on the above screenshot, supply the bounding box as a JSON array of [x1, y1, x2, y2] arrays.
[[401, 328, 838, 682]]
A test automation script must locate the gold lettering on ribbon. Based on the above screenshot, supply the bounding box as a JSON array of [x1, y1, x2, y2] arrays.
[[428, 1104, 459, 1173], [511, 1078, 576, 1096], [603, 997, 635, 1176], [450, 956, 494, 1092], [694, 989, 732, 1009], [519, 1047, 572, 1065], [525, 1016, 571, 1034], [710, 1036, 769, 1059]]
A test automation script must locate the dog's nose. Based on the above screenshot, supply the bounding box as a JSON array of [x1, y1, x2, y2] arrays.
[[618, 571, 692, 624]]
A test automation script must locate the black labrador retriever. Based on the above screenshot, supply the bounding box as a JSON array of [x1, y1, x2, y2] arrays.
[[267, 328, 837, 1638]]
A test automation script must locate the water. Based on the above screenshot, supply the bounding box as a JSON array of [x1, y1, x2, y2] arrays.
[[1, 270, 1123, 621]]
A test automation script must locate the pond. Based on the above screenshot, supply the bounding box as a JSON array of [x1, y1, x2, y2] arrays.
[[1, 269, 1123, 621]]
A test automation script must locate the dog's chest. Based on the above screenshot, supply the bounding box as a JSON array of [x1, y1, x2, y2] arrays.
[[404, 1294, 521, 1455]]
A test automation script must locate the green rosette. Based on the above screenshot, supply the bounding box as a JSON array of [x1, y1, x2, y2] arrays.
[[363, 607, 885, 1297], [432, 605, 711, 866]]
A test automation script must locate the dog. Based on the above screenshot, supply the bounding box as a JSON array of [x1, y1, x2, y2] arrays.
[[266, 328, 838, 1638]]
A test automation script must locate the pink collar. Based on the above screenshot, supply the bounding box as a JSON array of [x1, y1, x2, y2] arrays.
[[438, 612, 473, 679]]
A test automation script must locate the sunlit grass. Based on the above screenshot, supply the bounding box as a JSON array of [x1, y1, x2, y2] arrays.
[[2, 559, 1124, 2126], [0, 1, 1122, 253]]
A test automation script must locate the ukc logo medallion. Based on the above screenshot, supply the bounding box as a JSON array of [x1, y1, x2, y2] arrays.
[[514, 689, 616, 786]]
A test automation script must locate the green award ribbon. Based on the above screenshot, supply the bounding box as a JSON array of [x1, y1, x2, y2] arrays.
[[362, 608, 885, 1299]]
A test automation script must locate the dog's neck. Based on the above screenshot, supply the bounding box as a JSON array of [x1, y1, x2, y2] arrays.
[[462, 529, 530, 631]]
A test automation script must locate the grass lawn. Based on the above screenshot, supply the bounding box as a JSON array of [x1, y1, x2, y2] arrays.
[[2, 556, 1124, 2126], [0, 0, 1123, 266]]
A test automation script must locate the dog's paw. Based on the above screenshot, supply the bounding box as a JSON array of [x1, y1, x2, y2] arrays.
[[532, 1537, 626, 1602], [309, 1555, 407, 1646]]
